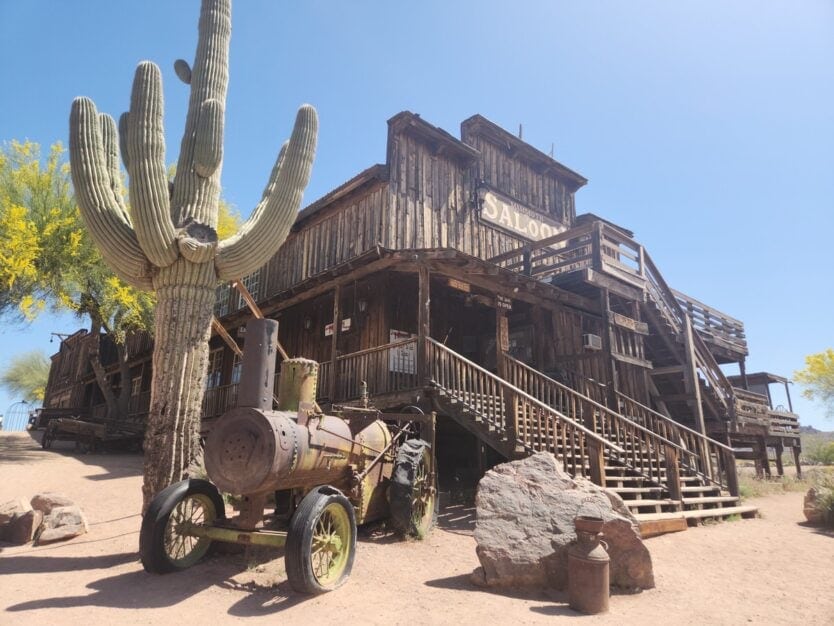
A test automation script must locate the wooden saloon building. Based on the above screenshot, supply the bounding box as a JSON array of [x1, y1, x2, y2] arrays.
[[44, 112, 802, 527]]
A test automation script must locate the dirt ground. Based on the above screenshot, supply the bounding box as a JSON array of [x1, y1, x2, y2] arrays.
[[1, 431, 832, 625]]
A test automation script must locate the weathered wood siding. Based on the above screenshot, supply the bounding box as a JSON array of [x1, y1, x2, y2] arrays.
[[462, 131, 576, 226], [261, 184, 390, 297]]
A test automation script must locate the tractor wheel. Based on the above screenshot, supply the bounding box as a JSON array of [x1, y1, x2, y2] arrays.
[[388, 439, 437, 539], [139, 479, 225, 574], [285, 486, 356, 594]]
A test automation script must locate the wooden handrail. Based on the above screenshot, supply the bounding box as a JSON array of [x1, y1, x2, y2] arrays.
[[426, 337, 622, 454], [615, 390, 733, 452], [504, 355, 686, 453]]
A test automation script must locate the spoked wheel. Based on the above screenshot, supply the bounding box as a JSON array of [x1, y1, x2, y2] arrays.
[[389, 439, 437, 539], [140, 479, 225, 574], [285, 487, 357, 594]]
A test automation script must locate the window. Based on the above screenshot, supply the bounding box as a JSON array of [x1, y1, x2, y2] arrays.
[[231, 353, 243, 385], [131, 376, 142, 397], [206, 348, 224, 389], [237, 269, 261, 310], [214, 283, 231, 318]]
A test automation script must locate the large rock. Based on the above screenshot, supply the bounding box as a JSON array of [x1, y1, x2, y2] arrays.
[[0, 499, 38, 544], [472, 452, 654, 591], [7, 509, 44, 544], [36, 505, 89, 545], [31, 492, 76, 515], [803, 487, 831, 526]]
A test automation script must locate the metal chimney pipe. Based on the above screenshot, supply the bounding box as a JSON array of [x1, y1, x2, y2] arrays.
[[237, 318, 279, 410]]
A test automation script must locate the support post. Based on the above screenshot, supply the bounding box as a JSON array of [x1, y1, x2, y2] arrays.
[[793, 446, 802, 479], [785, 381, 794, 413], [683, 316, 707, 436], [417, 265, 431, 386], [664, 444, 683, 502], [757, 436, 771, 478], [587, 437, 606, 487], [774, 441, 784, 477], [328, 284, 341, 402], [722, 447, 740, 497], [599, 288, 619, 410], [739, 359, 749, 390]]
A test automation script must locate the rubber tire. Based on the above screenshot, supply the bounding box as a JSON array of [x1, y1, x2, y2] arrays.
[[285, 486, 357, 594], [389, 439, 437, 539], [139, 479, 225, 574]]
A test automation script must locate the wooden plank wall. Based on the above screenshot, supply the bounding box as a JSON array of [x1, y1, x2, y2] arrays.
[[462, 132, 576, 226], [262, 184, 390, 297]]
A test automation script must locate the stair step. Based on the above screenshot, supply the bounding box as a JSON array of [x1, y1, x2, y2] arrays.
[[636, 513, 689, 538], [624, 499, 680, 509], [681, 496, 738, 506], [610, 486, 663, 494], [680, 485, 721, 493], [682, 505, 758, 520]]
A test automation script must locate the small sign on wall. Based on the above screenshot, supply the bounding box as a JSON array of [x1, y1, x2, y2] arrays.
[[498, 316, 510, 352], [324, 318, 352, 337], [447, 278, 471, 293], [496, 295, 513, 310]]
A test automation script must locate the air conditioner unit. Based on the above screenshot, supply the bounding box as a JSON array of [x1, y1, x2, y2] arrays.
[[583, 333, 602, 351]]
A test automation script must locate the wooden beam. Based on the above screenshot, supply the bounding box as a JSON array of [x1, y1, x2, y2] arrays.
[[683, 316, 707, 436], [417, 265, 431, 385], [328, 284, 341, 402]]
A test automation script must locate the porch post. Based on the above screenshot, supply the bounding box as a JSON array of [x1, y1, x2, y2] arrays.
[[417, 265, 431, 386], [328, 284, 341, 402]]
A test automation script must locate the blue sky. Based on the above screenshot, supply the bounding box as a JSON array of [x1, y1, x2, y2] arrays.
[[1, 1, 832, 428]]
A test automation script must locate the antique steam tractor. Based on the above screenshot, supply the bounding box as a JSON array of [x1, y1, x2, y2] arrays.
[[139, 319, 436, 593]]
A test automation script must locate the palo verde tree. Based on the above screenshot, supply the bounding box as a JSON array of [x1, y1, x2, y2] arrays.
[[0, 350, 51, 404], [0, 140, 155, 419], [795, 349, 834, 420], [0, 142, 239, 422], [69, 0, 317, 509]]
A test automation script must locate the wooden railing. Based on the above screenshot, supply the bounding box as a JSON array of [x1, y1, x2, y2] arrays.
[[202, 383, 239, 420], [426, 337, 623, 481], [673, 289, 747, 356], [488, 220, 744, 419], [502, 354, 692, 493], [327, 339, 420, 402], [616, 391, 739, 495]]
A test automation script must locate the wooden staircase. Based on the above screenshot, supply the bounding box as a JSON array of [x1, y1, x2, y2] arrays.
[[424, 337, 755, 535]]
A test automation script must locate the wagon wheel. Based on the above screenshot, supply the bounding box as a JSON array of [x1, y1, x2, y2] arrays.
[[140, 479, 225, 574], [388, 439, 437, 539], [285, 487, 357, 594]]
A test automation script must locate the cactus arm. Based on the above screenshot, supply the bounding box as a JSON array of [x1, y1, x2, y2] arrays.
[[193, 99, 224, 178], [118, 112, 131, 172], [171, 0, 231, 227], [69, 97, 153, 290], [126, 61, 178, 268], [215, 104, 318, 280], [99, 113, 131, 225]]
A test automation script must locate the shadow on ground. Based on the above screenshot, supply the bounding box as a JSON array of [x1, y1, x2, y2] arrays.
[[0, 431, 142, 480]]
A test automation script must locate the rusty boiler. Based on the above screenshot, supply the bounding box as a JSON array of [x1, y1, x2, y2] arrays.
[[567, 515, 610, 615], [204, 319, 392, 521]]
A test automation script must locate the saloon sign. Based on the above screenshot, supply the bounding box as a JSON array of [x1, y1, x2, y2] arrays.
[[480, 190, 566, 243]]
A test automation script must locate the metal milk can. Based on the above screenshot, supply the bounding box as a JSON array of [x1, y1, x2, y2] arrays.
[[568, 515, 610, 614]]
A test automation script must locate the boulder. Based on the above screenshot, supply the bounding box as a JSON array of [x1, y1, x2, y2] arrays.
[[472, 452, 654, 591], [36, 505, 89, 545], [31, 492, 76, 515], [7, 509, 44, 544], [0, 499, 32, 524], [803, 487, 830, 526]]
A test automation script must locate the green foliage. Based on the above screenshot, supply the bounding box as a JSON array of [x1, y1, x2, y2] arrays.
[[0, 140, 154, 338], [806, 441, 834, 466], [0, 350, 50, 402], [795, 349, 834, 419]]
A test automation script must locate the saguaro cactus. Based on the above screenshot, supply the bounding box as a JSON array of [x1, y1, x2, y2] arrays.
[[68, 0, 317, 510]]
